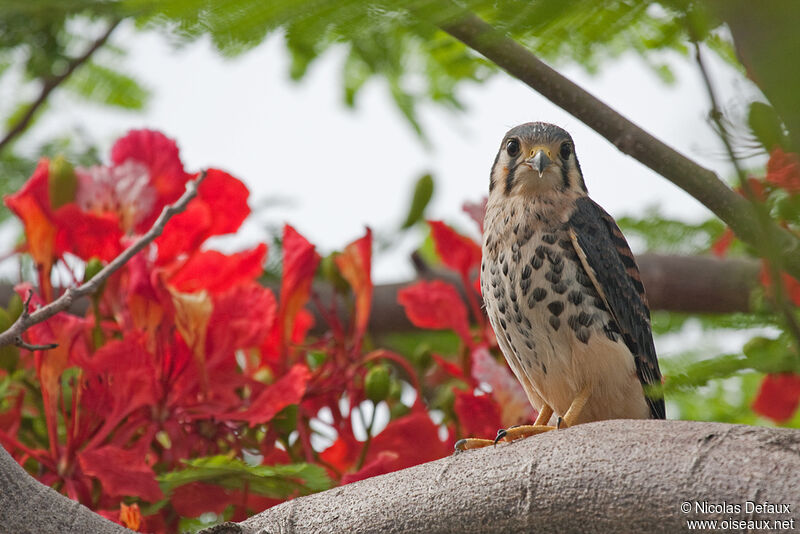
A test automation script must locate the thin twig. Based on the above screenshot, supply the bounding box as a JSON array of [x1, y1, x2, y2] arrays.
[[0, 171, 208, 349], [692, 41, 800, 348], [0, 20, 120, 154], [428, 4, 800, 280]]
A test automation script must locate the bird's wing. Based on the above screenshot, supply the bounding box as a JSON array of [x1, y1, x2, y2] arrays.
[[567, 197, 665, 419]]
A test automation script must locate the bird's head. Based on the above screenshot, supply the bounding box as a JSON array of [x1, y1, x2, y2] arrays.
[[489, 122, 587, 198]]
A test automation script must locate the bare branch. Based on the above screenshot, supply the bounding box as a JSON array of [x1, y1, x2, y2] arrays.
[[0, 20, 120, 154], [430, 7, 800, 281], [0, 172, 207, 349]]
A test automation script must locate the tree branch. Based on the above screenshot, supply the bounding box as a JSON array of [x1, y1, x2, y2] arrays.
[[431, 7, 800, 281], [0, 171, 207, 349], [309, 254, 759, 337], [0, 253, 761, 339], [3, 421, 796, 534], [0, 20, 120, 154], [0, 443, 133, 534], [201, 420, 799, 534]]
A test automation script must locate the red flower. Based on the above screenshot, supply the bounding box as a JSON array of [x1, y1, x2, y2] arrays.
[[109, 129, 191, 232], [168, 244, 267, 295], [334, 228, 373, 344], [4, 160, 123, 298], [462, 198, 487, 233], [222, 364, 311, 427], [340, 411, 451, 484], [453, 390, 502, 440], [710, 227, 734, 258], [471, 346, 533, 427], [428, 221, 481, 281], [262, 226, 320, 367], [752, 373, 800, 423], [78, 444, 164, 502], [397, 280, 472, 346], [155, 169, 251, 264], [759, 262, 800, 306], [765, 147, 800, 194]]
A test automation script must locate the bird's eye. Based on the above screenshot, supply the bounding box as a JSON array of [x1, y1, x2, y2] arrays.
[[559, 142, 572, 160], [506, 139, 521, 157]]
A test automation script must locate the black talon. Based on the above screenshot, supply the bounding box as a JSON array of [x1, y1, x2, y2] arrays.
[[557, 416, 563, 429], [454, 439, 468, 451], [493, 428, 508, 445]]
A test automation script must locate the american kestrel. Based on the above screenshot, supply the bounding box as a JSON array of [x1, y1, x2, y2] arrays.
[[458, 122, 664, 450]]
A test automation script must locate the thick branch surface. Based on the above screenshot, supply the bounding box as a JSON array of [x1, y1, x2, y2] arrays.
[[203, 420, 800, 534], [0, 443, 132, 534], [0, 20, 120, 154], [434, 10, 800, 280], [2, 420, 797, 532], [0, 172, 206, 349]]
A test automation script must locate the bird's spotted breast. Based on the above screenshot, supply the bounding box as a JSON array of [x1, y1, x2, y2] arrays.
[[481, 195, 623, 414]]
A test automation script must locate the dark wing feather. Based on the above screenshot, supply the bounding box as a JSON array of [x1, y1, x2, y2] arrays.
[[567, 197, 665, 419]]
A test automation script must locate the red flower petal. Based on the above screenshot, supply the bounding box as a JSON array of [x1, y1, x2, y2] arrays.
[[462, 198, 487, 234], [346, 411, 449, 481], [169, 244, 267, 294], [334, 228, 373, 341], [319, 425, 360, 474], [154, 200, 212, 265], [197, 169, 250, 236], [759, 262, 800, 306], [78, 444, 164, 502], [171, 482, 233, 517], [5, 160, 59, 272], [53, 204, 123, 262], [432, 353, 465, 381], [710, 227, 734, 258], [428, 220, 482, 280], [222, 364, 311, 427], [453, 389, 502, 440], [207, 283, 276, 367], [397, 280, 471, 344], [752, 373, 800, 422], [341, 451, 399, 484], [765, 147, 800, 194], [111, 129, 191, 232], [471, 346, 533, 427], [278, 226, 320, 345]]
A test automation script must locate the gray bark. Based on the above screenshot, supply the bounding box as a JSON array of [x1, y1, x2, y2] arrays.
[[203, 420, 799, 534], [1, 420, 798, 533], [0, 444, 132, 534]]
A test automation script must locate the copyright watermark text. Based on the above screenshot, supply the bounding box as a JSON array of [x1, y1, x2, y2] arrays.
[[681, 501, 795, 531]]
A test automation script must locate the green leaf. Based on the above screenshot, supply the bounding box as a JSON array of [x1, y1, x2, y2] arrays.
[[748, 101, 788, 152], [400, 173, 434, 229], [159, 455, 332, 499], [617, 208, 726, 254], [64, 61, 150, 110]]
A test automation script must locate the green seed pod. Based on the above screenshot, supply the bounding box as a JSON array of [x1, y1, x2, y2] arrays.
[[365, 365, 391, 403], [49, 155, 77, 210]]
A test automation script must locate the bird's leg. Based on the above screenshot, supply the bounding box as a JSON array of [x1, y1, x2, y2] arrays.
[[495, 386, 592, 442], [533, 404, 554, 426], [555, 385, 591, 429]]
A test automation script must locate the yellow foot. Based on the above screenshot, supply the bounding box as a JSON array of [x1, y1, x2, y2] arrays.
[[495, 424, 557, 444], [453, 424, 556, 451], [454, 438, 497, 451]]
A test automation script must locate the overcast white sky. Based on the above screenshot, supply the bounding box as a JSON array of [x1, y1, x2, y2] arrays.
[[9, 22, 761, 283]]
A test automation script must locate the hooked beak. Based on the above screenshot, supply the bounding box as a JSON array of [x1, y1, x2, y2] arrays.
[[527, 149, 552, 178]]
